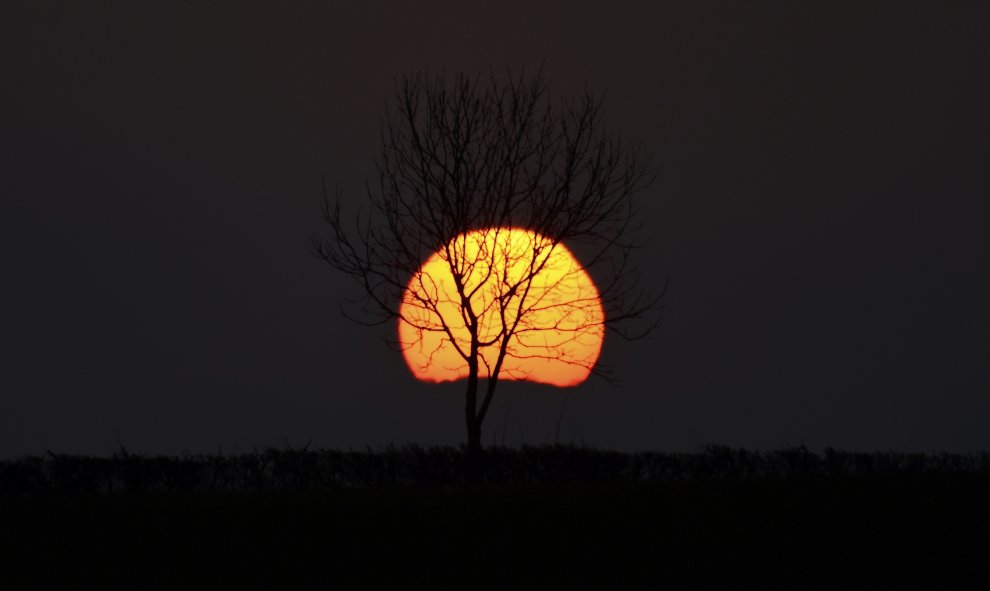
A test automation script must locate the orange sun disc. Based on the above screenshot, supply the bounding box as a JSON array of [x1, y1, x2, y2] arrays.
[[398, 227, 604, 387]]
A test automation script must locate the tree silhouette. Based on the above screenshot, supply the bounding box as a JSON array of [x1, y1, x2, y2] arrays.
[[314, 69, 660, 473]]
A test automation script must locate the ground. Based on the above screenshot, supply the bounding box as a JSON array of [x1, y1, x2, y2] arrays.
[[2, 468, 987, 588]]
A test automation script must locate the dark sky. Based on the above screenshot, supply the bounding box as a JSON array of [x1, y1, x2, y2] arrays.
[[3, 1, 988, 456]]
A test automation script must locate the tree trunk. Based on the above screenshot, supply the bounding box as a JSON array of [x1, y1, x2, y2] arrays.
[[464, 358, 483, 483], [466, 416, 482, 481]]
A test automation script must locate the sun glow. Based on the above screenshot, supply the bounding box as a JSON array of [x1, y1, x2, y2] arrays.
[[399, 228, 604, 387]]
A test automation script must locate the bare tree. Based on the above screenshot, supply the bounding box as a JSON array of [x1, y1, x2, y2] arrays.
[[314, 69, 661, 472]]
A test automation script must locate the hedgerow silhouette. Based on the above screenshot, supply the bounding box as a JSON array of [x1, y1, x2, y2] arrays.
[[2, 445, 988, 495]]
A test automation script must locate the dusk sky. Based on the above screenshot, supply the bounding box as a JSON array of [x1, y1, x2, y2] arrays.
[[3, 1, 988, 456]]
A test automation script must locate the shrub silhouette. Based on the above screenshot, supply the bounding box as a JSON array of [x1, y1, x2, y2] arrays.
[[2, 445, 989, 495]]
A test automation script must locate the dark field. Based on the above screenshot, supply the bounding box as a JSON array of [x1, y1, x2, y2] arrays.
[[2, 446, 988, 588]]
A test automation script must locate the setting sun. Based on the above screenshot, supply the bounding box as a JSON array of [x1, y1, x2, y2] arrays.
[[399, 228, 605, 387]]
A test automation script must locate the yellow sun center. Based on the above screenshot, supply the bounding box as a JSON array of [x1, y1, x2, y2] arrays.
[[398, 228, 604, 386]]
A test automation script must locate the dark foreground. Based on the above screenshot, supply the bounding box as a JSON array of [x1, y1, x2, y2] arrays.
[[2, 446, 988, 589]]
